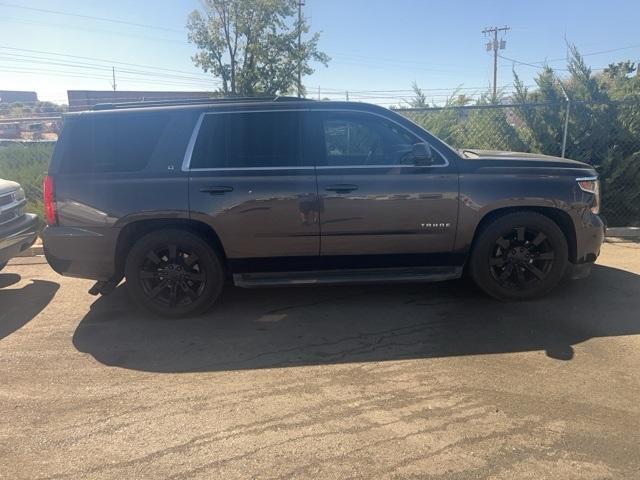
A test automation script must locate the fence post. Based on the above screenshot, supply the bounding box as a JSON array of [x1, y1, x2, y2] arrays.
[[559, 81, 570, 158]]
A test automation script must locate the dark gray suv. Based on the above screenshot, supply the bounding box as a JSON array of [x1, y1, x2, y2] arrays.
[[42, 97, 604, 317]]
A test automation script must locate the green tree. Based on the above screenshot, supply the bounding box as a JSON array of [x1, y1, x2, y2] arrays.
[[187, 0, 329, 96], [510, 46, 640, 224], [512, 67, 566, 156], [401, 87, 472, 146], [408, 81, 427, 108], [458, 94, 526, 152]]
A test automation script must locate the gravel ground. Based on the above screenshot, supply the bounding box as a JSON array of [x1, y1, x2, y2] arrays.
[[1, 243, 639, 479]]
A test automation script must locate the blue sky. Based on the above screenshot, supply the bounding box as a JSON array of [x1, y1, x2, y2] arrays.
[[1, 0, 639, 104]]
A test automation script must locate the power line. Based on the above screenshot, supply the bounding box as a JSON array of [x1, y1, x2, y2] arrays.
[[498, 54, 560, 70], [0, 46, 219, 81], [0, 2, 183, 33], [499, 55, 608, 72], [0, 65, 219, 89], [0, 53, 220, 85], [0, 64, 219, 88], [0, 16, 185, 46], [499, 43, 640, 70]]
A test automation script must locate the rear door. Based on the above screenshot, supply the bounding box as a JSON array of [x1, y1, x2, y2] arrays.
[[309, 109, 459, 258], [186, 109, 320, 259]]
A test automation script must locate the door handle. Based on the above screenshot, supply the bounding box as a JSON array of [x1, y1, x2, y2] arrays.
[[200, 186, 233, 195], [325, 184, 358, 194]]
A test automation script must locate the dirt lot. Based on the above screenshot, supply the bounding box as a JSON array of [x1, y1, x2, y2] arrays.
[[1, 243, 639, 479]]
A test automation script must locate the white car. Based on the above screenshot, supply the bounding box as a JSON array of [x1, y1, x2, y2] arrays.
[[0, 178, 38, 271]]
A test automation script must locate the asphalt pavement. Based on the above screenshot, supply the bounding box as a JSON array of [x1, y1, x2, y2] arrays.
[[1, 243, 639, 479]]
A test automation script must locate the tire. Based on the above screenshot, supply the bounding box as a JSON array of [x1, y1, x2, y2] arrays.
[[469, 212, 568, 301], [124, 229, 224, 318]]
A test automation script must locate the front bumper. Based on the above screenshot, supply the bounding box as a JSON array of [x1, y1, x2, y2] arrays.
[[574, 212, 605, 265], [0, 214, 39, 264], [567, 261, 594, 280]]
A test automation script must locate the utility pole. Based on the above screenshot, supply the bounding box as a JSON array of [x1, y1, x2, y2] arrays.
[[482, 25, 510, 99], [297, 1, 305, 97], [110, 66, 117, 92]]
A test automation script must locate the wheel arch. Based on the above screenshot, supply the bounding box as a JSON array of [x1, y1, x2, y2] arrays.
[[470, 206, 577, 263], [114, 218, 227, 279]]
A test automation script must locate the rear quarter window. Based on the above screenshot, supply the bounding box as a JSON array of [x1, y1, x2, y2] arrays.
[[60, 112, 181, 173]]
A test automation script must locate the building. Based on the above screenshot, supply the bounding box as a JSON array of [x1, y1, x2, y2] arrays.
[[0, 122, 21, 139], [67, 90, 214, 112], [0, 90, 38, 104]]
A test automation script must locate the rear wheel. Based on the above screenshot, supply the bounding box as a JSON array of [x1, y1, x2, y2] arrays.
[[124, 229, 224, 318], [469, 212, 568, 301]]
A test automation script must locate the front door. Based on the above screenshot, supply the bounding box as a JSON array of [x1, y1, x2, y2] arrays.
[[309, 110, 458, 259], [187, 109, 319, 260]]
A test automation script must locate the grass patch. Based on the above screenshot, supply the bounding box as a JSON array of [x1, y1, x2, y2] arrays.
[[0, 143, 54, 217]]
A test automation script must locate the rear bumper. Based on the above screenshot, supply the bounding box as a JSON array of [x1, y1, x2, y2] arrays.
[[42, 225, 118, 281], [0, 214, 39, 264]]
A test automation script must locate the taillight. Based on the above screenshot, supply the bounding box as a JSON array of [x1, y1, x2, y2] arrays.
[[576, 176, 600, 215], [43, 175, 57, 225]]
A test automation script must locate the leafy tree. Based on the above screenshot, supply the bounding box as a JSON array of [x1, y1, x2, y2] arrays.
[[600, 61, 640, 139], [401, 87, 472, 146], [459, 94, 526, 152], [187, 0, 329, 96], [512, 67, 566, 156]]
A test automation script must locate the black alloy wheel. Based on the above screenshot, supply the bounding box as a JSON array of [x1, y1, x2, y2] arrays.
[[489, 225, 555, 290], [138, 243, 207, 308], [125, 229, 223, 317], [470, 212, 568, 301]]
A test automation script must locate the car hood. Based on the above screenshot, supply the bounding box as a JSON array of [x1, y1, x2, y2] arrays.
[[0, 178, 20, 196], [460, 149, 591, 169]]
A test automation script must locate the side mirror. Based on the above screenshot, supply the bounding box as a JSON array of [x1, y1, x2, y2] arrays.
[[412, 142, 434, 165]]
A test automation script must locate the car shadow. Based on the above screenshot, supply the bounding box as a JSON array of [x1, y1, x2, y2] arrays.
[[0, 273, 21, 289], [0, 277, 60, 340], [72, 265, 640, 373]]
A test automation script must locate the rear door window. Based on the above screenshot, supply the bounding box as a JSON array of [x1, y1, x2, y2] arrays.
[[190, 111, 301, 169]]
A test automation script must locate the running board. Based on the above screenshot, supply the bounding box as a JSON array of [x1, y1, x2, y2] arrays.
[[233, 266, 463, 288]]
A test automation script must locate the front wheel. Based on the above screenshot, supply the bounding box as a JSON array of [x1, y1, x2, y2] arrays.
[[124, 229, 224, 318], [469, 212, 569, 301]]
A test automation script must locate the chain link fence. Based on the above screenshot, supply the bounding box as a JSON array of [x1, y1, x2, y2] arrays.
[[398, 100, 640, 227]]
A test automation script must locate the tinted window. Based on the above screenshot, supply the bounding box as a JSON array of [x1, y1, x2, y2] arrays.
[[62, 113, 173, 173], [190, 111, 300, 169], [321, 113, 434, 167], [190, 115, 226, 169]]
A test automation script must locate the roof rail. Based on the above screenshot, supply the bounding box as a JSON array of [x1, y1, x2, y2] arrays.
[[92, 95, 313, 111]]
